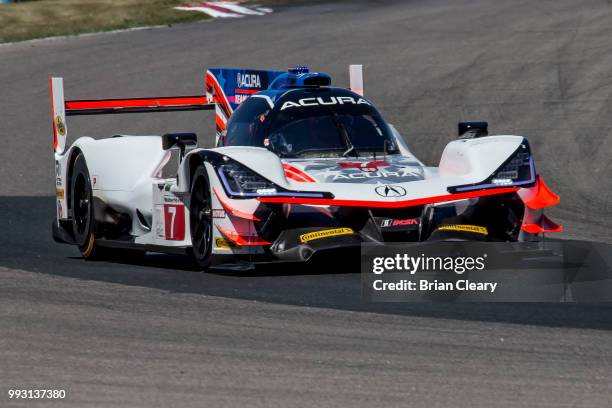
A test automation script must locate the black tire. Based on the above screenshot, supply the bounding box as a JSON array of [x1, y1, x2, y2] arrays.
[[71, 153, 102, 259], [189, 167, 213, 269], [70, 153, 145, 261]]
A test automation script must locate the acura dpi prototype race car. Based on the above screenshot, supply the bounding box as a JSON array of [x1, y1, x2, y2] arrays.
[[51, 65, 562, 268]]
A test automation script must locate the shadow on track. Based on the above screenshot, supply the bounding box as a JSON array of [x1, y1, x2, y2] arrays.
[[3, 196, 612, 330]]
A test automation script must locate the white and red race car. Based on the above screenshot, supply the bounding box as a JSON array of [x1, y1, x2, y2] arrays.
[[51, 65, 561, 268]]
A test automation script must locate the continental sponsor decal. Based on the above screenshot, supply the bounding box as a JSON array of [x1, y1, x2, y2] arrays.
[[438, 224, 488, 235], [215, 237, 238, 249], [299, 228, 354, 243], [55, 188, 64, 199]]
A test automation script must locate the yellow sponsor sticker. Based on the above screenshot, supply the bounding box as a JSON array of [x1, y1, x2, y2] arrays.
[[55, 115, 66, 136], [215, 237, 238, 249], [299, 227, 354, 243], [437, 224, 488, 235], [55, 188, 64, 199]]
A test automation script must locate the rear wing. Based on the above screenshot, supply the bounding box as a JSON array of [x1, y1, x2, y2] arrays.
[[49, 77, 214, 154], [51, 65, 365, 154]]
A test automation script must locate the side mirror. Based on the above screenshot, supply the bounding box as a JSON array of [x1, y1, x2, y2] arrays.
[[383, 139, 398, 154], [162, 133, 197, 161], [216, 130, 227, 147], [162, 132, 197, 150], [269, 133, 292, 156], [458, 121, 488, 139]]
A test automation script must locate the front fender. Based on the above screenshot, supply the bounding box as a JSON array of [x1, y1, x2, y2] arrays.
[[439, 135, 526, 179], [178, 146, 289, 193]]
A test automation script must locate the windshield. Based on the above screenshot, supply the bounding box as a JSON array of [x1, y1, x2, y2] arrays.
[[267, 96, 397, 158], [224, 90, 398, 158]]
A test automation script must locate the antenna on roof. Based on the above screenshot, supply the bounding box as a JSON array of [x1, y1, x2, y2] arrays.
[[349, 64, 364, 96]]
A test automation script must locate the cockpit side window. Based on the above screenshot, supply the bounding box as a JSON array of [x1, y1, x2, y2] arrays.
[[224, 97, 270, 147]]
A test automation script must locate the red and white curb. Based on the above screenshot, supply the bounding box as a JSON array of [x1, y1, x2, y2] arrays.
[[175, 1, 273, 18]]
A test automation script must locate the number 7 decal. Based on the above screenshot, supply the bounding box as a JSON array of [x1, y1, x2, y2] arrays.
[[164, 204, 185, 241]]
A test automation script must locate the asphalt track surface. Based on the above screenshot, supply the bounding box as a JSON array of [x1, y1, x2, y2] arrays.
[[2, 1, 612, 406]]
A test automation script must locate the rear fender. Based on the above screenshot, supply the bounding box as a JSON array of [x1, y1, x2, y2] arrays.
[[65, 136, 170, 235], [71, 135, 168, 191]]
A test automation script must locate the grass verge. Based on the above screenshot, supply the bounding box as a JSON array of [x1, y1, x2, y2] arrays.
[[0, 0, 212, 43]]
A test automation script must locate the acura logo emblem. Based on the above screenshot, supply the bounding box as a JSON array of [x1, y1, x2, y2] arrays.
[[375, 185, 407, 197]]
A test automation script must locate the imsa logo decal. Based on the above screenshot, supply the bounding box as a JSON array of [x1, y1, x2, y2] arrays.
[[280, 96, 371, 111], [380, 218, 419, 228]]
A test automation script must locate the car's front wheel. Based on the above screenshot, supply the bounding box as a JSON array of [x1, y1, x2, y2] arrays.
[[189, 167, 213, 269]]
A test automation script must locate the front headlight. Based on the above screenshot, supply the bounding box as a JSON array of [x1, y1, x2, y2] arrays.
[[218, 162, 278, 197], [214, 157, 332, 199], [490, 149, 533, 186]]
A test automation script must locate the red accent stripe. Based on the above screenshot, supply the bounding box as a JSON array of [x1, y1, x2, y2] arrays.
[[49, 78, 58, 152], [213, 188, 260, 221], [196, 2, 239, 14], [521, 223, 563, 234], [215, 114, 226, 132], [283, 164, 316, 183], [521, 212, 563, 234], [206, 71, 233, 120], [285, 170, 308, 183], [235, 89, 259, 95], [216, 225, 271, 246], [257, 187, 519, 208], [213, 87, 232, 119], [338, 160, 390, 170], [518, 175, 560, 209], [65, 96, 209, 110]]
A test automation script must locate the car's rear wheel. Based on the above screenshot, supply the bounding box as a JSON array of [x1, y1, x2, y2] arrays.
[[71, 153, 145, 261], [189, 167, 213, 269], [71, 153, 102, 259]]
